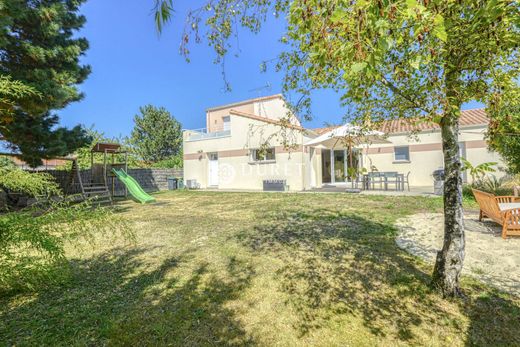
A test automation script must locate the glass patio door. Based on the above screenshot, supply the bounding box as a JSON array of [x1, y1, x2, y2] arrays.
[[346, 149, 360, 180], [321, 149, 332, 183], [334, 150, 346, 182], [321, 148, 362, 185]]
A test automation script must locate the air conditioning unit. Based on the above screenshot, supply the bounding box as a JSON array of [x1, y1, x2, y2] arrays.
[[186, 179, 200, 189], [263, 179, 287, 192]]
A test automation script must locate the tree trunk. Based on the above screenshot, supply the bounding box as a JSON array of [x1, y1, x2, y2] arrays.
[[432, 109, 465, 297]]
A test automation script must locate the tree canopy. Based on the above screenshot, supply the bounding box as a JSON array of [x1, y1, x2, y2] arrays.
[[0, 0, 92, 166], [487, 89, 520, 174], [129, 105, 183, 164], [154, 0, 520, 296]]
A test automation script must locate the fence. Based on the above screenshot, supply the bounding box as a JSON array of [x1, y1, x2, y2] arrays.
[[42, 168, 183, 195]]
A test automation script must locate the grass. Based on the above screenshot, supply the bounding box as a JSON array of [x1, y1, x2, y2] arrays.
[[1, 191, 519, 346]]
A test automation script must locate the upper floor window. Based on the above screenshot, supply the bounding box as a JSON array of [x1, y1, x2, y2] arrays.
[[223, 116, 230, 131], [394, 146, 410, 162], [251, 148, 276, 162]]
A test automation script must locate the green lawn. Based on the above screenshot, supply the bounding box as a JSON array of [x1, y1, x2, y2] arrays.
[[1, 191, 519, 346]]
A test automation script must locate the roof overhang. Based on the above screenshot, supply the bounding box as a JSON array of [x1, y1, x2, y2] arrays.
[[91, 142, 124, 153]]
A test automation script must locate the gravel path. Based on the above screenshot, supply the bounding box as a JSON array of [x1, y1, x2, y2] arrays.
[[396, 212, 520, 296]]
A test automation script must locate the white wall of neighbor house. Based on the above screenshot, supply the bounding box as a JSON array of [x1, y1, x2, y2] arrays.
[[184, 113, 316, 191], [361, 125, 505, 186]]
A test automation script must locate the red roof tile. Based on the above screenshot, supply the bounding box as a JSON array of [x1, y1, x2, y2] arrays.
[[313, 109, 488, 135]]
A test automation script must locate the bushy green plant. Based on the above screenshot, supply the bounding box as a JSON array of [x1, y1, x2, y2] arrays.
[[487, 96, 520, 175], [0, 165, 132, 293], [0, 167, 60, 199], [0, 166, 61, 209], [0, 156, 16, 169], [151, 154, 183, 169], [129, 105, 183, 163], [0, 200, 131, 293], [461, 158, 497, 183], [471, 175, 513, 196]]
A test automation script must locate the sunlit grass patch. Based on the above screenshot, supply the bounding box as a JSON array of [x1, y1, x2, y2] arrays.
[[0, 191, 518, 346]]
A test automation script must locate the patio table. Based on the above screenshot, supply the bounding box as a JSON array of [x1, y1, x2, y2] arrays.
[[363, 172, 405, 191]]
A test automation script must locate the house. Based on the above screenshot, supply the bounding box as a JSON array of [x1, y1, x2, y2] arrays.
[[183, 94, 504, 191], [0, 154, 69, 171], [183, 94, 316, 191]]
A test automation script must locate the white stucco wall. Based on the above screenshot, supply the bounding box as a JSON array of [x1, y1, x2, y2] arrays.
[[184, 114, 317, 191], [253, 97, 300, 125], [361, 125, 505, 186], [185, 108, 503, 190]]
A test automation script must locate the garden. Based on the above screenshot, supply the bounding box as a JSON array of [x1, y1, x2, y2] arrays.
[[1, 190, 520, 346], [1, 0, 520, 345]]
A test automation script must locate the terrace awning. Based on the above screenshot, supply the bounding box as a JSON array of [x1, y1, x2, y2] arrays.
[[305, 124, 390, 148]]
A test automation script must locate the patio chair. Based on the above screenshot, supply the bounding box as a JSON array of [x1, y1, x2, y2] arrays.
[[402, 171, 411, 191], [472, 189, 520, 239], [384, 172, 400, 191], [368, 172, 383, 190]]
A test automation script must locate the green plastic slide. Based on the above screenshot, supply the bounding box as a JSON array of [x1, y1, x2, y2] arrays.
[[112, 169, 155, 203]]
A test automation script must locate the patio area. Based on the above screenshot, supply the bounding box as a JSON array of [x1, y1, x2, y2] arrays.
[[312, 184, 434, 196]]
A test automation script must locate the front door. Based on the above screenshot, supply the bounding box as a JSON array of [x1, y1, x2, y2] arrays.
[[208, 153, 219, 187]]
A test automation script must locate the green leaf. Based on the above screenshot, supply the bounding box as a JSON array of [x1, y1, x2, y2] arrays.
[[406, 0, 418, 9], [350, 62, 367, 74], [433, 14, 447, 42], [330, 10, 346, 24], [381, 37, 394, 50], [410, 58, 420, 70]]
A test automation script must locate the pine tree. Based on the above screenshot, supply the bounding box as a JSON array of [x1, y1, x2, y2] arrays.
[[0, 0, 91, 166]]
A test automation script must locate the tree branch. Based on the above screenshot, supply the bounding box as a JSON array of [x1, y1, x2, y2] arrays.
[[380, 75, 434, 115]]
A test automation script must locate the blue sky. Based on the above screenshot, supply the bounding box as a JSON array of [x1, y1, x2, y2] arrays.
[[60, 0, 482, 138]]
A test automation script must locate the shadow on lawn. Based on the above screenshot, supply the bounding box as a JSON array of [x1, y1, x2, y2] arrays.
[[241, 208, 520, 344], [461, 283, 520, 346], [0, 247, 255, 346]]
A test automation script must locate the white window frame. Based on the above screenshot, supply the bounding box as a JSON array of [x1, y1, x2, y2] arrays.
[[250, 148, 276, 163], [222, 116, 231, 131], [394, 146, 410, 162]]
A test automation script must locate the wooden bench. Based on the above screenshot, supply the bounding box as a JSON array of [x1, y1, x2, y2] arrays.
[[472, 189, 520, 239]]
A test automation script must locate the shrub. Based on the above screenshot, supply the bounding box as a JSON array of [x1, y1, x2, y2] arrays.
[[0, 166, 61, 210], [470, 175, 514, 196], [0, 166, 132, 293], [0, 201, 130, 292], [151, 154, 183, 169], [0, 156, 16, 169]]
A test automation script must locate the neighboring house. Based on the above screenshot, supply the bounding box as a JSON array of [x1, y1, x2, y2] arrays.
[[183, 94, 504, 191], [0, 154, 69, 170]]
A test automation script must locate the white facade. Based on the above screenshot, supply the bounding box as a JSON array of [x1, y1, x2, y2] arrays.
[[362, 125, 505, 186], [183, 95, 505, 191], [184, 95, 318, 191]]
